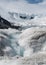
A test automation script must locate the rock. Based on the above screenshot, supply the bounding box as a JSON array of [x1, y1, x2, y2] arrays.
[[0, 16, 11, 29], [11, 25, 22, 30], [30, 16, 34, 19], [0, 16, 21, 30], [20, 16, 27, 19]]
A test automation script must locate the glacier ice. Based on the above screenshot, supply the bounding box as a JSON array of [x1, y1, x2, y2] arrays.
[[18, 27, 46, 57], [0, 29, 24, 57], [0, 1, 46, 64]]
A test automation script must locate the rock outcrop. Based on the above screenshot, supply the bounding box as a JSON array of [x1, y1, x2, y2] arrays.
[[0, 16, 21, 30]]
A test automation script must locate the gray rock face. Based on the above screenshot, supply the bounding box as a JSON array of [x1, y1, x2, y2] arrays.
[[0, 16, 21, 30]]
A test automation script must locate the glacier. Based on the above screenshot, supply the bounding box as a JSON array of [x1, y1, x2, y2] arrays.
[[0, 0, 46, 65]]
